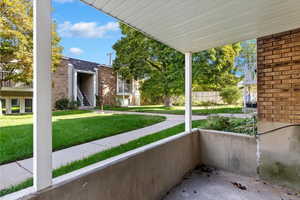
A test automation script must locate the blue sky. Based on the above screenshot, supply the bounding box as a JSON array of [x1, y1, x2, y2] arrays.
[[52, 0, 121, 64]]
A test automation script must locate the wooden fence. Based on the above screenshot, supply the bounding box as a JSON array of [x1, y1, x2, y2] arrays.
[[192, 91, 223, 104]]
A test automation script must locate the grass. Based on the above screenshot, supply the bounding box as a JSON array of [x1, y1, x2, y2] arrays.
[[104, 105, 243, 115], [0, 120, 206, 197], [0, 110, 165, 164]]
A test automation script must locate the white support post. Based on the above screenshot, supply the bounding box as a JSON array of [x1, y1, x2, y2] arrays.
[[5, 97, 11, 114], [185, 52, 192, 132], [20, 98, 26, 113], [33, 0, 52, 191], [73, 70, 77, 101], [93, 70, 98, 107]]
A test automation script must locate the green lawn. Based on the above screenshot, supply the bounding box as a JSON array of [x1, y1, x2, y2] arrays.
[[104, 105, 243, 115], [0, 120, 206, 197], [0, 110, 165, 164]]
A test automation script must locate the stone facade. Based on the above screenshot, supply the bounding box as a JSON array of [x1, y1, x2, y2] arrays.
[[51, 58, 119, 107], [52, 59, 70, 107], [257, 28, 300, 123], [98, 66, 116, 105]]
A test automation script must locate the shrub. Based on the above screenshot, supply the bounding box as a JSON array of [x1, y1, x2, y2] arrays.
[[202, 115, 257, 135], [172, 96, 185, 106], [68, 100, 80, 110], [220, 86, 241, 105], [193, 100, 218, 106], [55, 98, 79, 110], [55, 98, 70, 110]]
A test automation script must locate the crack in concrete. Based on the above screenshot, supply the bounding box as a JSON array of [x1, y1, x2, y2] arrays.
[[16, 161, 32, 175]]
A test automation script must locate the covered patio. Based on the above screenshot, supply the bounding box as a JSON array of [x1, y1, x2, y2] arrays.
[[2, 0, 300, 199]]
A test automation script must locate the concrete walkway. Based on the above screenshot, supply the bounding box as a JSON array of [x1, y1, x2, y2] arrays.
[[0, 111, 250, 190]]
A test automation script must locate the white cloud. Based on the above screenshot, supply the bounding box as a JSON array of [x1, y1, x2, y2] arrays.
[[58, 21, 119, 38], [69, 47, 83, 55], [53, 0, 74, 3]]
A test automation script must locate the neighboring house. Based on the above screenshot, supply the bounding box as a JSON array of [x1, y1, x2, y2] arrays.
[[0, 57, 140, 114], [241, 63, 257, 110]]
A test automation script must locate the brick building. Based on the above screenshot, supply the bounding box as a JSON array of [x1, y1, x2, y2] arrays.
[[257, 28, 300, 123], [0, 57, 140, 114], [257, 28, 300, 189]]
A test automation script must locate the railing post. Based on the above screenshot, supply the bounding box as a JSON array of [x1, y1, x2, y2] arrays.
[[33, 0, 52, 191], [185, 52, 192, 132]]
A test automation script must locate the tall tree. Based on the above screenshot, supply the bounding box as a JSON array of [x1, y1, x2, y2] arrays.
[[0, 0, 63, 83], [235, 39, 257, 80], [113, 23, 241, 106], [0, 0, 63, 114]]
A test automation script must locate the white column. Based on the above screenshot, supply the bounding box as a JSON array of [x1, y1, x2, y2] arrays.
[[185, 52, 192, 132], [67, 64, 73, 99], [5, 97, 11, 114], [93, 70, 98, 107], [20, 98, 26, 113], [0, 99, 2, 116], [73, 70, 77, 101], [33, 0, 52, 191]]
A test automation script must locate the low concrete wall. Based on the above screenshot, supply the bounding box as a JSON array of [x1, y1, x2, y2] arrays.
[[17, 131, 200, 200], [258, 121, 300, 191], [199, 129, 257, 177]]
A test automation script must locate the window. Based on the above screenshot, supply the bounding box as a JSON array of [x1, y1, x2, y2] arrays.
[[25, 99, 32, 113], [11, 98, 20, 113], [117, 76, 132, 94]]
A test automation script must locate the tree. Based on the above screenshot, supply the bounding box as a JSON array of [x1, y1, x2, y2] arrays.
[[0, 0, 63, 83], [113, 23, 241, 106], [220, 86, 242, 105], [235, 39, 257, 79], [0, 0, 63, 114]]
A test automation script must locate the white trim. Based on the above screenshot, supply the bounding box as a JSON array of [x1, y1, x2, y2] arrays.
[[5, 97, 12, 114], [19, 97, 26, 113], [93, 70, 97, 106], [75, 69, 95, 74], [73, 70, 77, 101], [67, 64, 73, 99], [33, 0, 52, 191], [0, 87, 33, 92]]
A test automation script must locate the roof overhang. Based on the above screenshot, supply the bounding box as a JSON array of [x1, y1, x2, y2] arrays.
[[81, 0, 300, 53]]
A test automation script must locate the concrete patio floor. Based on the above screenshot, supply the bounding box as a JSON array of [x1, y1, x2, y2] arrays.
[[163, 166, 300, 200]]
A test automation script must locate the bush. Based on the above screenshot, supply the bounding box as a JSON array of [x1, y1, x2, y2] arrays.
[[193, 100, 218, 106], [172, 96, 185, 106], [202, 115, 257, 135], [55, 98, 69, 110], [55, 98, 79, 110], [220, 86, 241, 105], [68, 100, 80, 110]]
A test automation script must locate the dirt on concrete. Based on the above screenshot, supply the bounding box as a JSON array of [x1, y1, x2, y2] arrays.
[[163, 165, 300, 200]]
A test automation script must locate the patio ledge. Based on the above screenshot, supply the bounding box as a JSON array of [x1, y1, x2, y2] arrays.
[[1, 129, 199, 200]]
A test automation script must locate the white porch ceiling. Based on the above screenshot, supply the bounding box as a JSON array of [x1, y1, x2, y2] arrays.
[[81, 0, 300, 53]]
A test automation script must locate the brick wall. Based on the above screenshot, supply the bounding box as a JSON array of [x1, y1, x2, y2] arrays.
[[257, 28, 300, 123], [98, 66, 116, 105], [52, 59, 69, 107]]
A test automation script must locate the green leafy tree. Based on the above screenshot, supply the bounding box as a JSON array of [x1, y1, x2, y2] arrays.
[[113, 23, 241, 106], [0, 0, 63, 114], [220, 86, 242, 105], [235, 39, 257, 80]]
